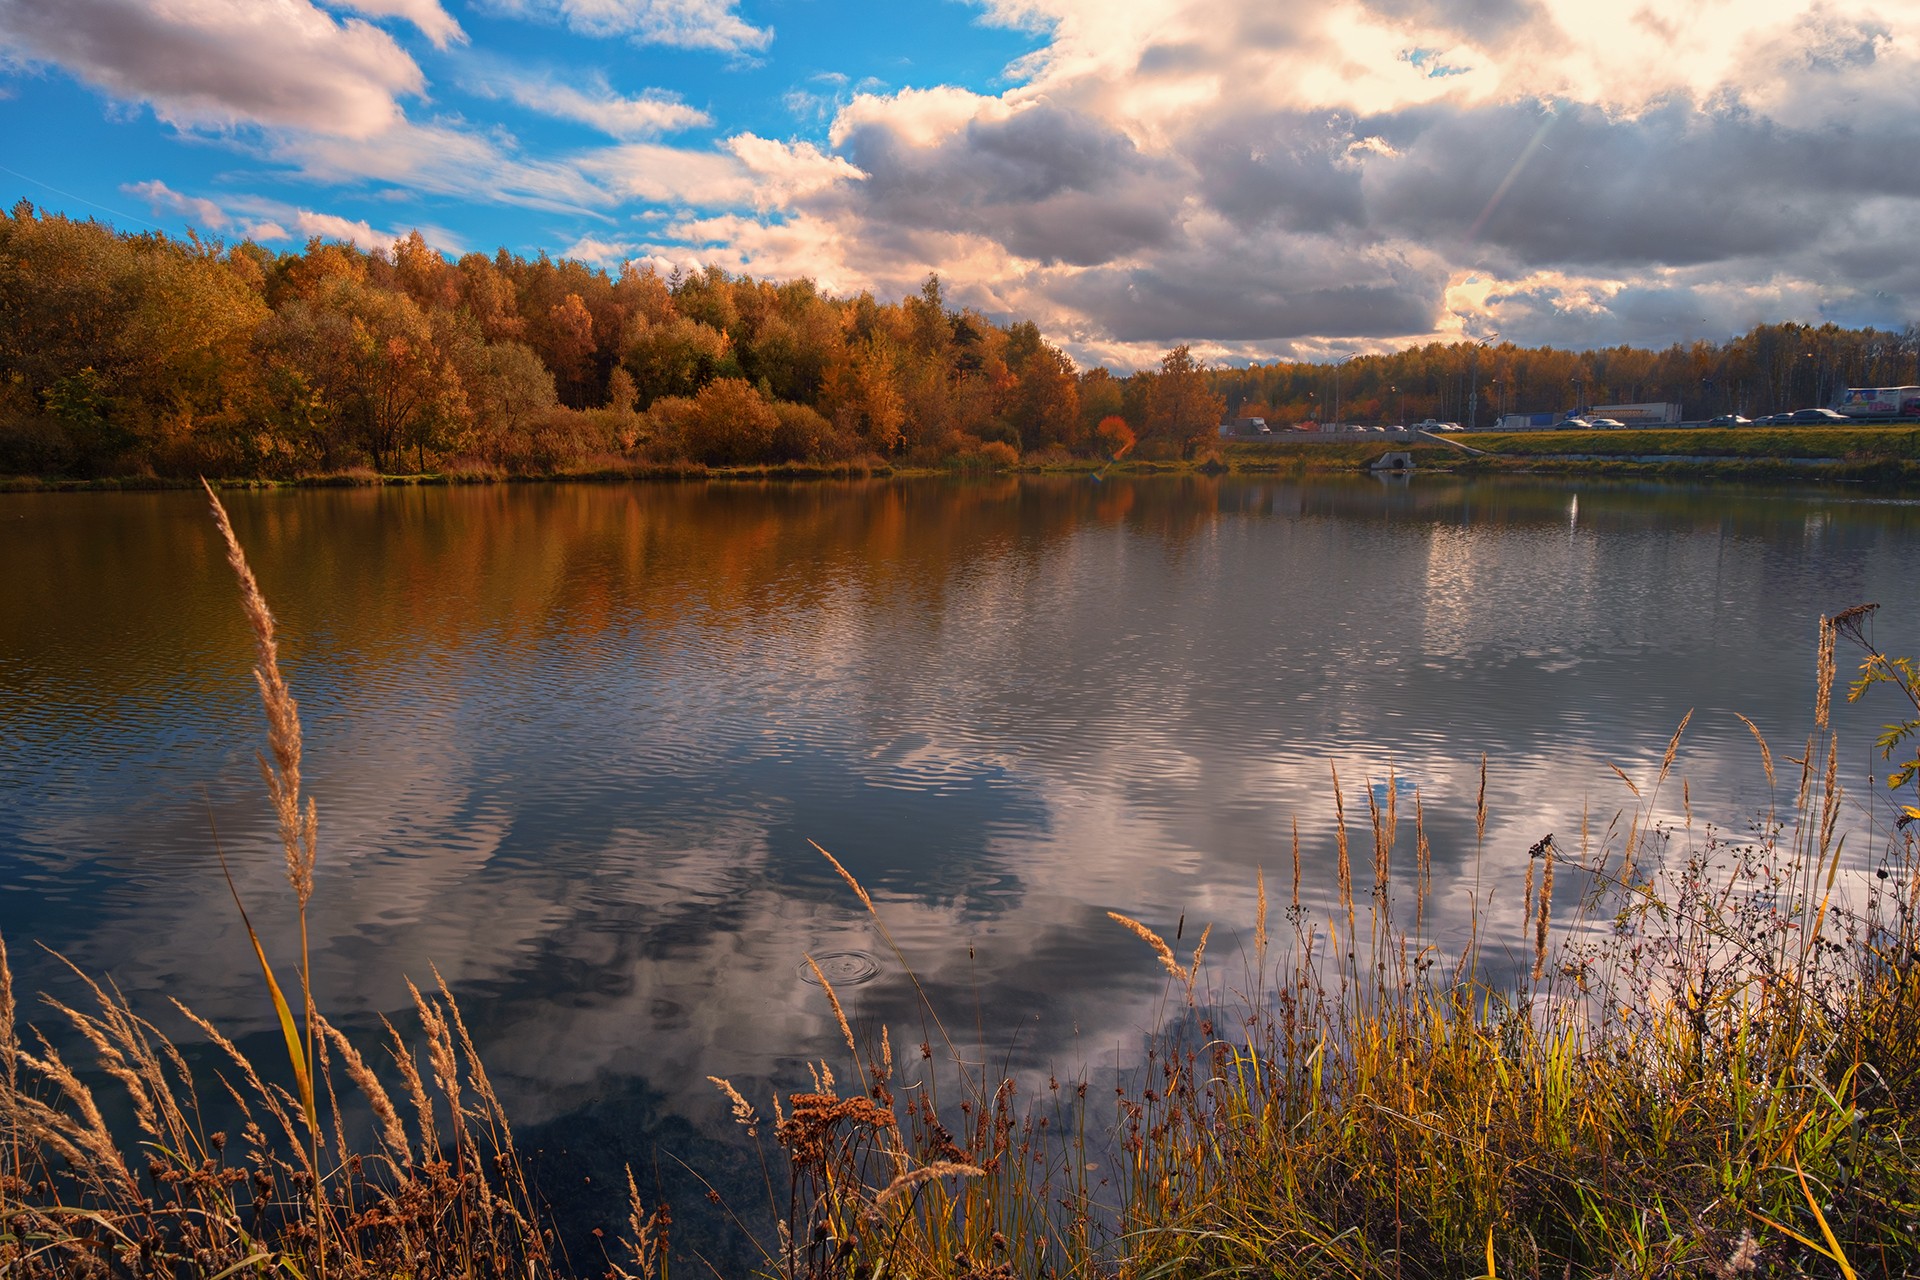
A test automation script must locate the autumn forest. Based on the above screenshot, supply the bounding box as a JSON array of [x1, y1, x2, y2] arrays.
[[4, 200, 1917, 481]]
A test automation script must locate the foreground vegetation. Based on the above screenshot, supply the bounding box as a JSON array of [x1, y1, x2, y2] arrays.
[[766, 705, 1920, 1278], [3, 497, 1918, 1278]]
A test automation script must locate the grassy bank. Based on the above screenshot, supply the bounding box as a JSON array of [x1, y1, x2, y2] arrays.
[[3, 500, 1918, 1279], [1469, 425, 1920, 461], [7, 424, 1920, 491], [1442, 425, 1920, 486]]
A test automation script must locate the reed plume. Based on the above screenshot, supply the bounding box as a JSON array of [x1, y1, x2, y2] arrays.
[[1107, 912, 1187, 984], [1255, 866, 1268, 961], [709, 1075, 760, 1136], [1816, 612, 1837, 730], [202, 479, 315, 908], [871, 1161, 985, 1212], [806, 956, 858, 1055]]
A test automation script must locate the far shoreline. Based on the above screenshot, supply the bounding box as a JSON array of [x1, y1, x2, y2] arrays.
[[5, 423, 1919, 493]]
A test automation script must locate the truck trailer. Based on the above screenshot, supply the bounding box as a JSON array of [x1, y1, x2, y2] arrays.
[[1589, 402, 1682, 425], [1834, 387, 1920, 418]]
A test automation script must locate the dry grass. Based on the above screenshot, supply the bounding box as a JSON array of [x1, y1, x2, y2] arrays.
[[0, 486, 666, 1279]]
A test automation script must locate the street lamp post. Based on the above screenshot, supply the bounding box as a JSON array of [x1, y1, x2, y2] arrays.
[[1467, 335, 1497, 431], [1332, 353, 1355, 428]]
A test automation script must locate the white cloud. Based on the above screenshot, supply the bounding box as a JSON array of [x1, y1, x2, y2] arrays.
[[478, 0, 771, 53], [725, 133, 866, 197], [484, 70, 710, 137], [0, 0, 424, 138], [291, 208, 402, 246], [282, 206, 464, 255], [829, 85, 1012, 149], [646, 211, 873, 291], [579, 134, 863, 209], [123, 178, 465, 254], [328, 0, 467, 48], [123, 178, 228, 229], [283, 118, 608, 213], [558, 234, 640, 265]]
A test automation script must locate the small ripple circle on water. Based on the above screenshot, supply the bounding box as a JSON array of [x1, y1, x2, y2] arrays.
[[799, 951, 881, 986]]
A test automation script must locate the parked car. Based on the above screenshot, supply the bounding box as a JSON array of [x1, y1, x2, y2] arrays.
[[1586, 418, 1628, 429], [1708, 414, 1751, 427], [1789, 407, 1849, 423]]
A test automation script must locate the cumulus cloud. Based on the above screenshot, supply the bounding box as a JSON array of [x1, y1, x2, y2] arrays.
[[0, 0, 424, 138], [1047, 229, 1450, 343], [828, 96, 1184, 267], [661, 0, 1920, 361], [478, 0, 770, 53]]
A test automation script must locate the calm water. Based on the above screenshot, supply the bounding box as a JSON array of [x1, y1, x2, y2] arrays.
[[2, 475, 1916, 1258]]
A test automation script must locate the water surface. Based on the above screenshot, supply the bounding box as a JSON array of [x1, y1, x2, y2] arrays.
[[2, 475, 1914, 1258]]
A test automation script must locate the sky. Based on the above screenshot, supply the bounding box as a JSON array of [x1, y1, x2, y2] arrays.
[[3, 0, 1919, 370]]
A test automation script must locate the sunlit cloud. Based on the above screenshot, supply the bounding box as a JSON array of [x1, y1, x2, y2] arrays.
[[580, 134, 863, 210], [0, 0, 424, 138]]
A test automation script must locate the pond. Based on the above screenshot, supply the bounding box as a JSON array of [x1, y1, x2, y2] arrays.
[[2, 474, 1916, 1264]]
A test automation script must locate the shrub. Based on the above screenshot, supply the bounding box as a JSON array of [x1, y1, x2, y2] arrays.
[[676, 377, 781, 466], [771, 399, 853, 462], [1093, 415, 1134, 460], [976, 440, 1019, 470]]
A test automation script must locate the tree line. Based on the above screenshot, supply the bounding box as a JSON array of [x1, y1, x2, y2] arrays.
[[1215, 325, 1920, 429], [2, 201, 1912, 479], [0, 202, 1219, 478]]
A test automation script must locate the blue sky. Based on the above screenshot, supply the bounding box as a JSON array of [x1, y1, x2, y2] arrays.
[[4, 0, 1920, 368]]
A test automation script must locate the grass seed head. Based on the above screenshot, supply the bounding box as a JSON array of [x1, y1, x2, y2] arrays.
[[1107, 912, 1188, 983]]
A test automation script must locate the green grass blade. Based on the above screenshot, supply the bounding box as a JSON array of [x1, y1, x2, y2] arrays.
[[212, 831, 317, 1134]]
